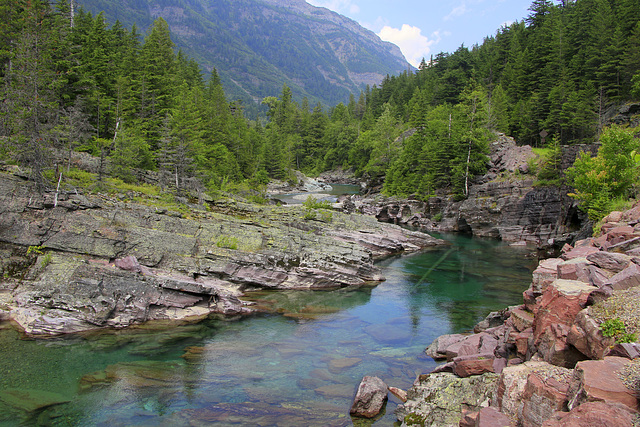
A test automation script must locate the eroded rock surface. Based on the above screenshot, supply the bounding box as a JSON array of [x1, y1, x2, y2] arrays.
[[0, 170, 444, 336]]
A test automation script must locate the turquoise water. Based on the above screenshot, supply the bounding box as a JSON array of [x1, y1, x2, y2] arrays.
[[0, 234, 536, 426], [273, 184, 361, 205]]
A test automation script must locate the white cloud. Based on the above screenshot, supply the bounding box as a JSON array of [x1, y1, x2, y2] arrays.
[[378, 25, 439, 68], [444, 4, 468, 21]]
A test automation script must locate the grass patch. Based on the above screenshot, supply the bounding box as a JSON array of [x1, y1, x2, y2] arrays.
[[216, 235, 239, 250], [591, 288, 640, 342]]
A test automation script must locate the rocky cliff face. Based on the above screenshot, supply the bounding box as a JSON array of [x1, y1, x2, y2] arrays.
[[348, 135, 598, 247], [0, 168, 443, 336]]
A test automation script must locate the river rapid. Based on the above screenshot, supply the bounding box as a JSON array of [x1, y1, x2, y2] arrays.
[[0, 233, 537, 426]]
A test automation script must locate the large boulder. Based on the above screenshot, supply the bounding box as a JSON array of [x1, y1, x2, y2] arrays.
[[532, 279, 596, 366], [567, 309, 616, 360], [542, 401, 636, 427], [497, 361, 572, 426], [605, 263, 640, 290], [396, 372, 499, 427], [567, 356, 639, 413], [349, 376, 388, 418], [425, 333, 468, 360]]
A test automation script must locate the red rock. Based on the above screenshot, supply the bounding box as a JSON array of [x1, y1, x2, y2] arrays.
[[459, 410, 479, 427], [586, 251, 632, 273], [557, 258, 592, 282], [508, 358, 523, 366], [602, 211, 624, 223], [584, 265, 613, 287], [349, 376, 388, 418], [510, 308, 534, 332], [605, 263, 640, 290], [497, 361, 572, 424], [430, 361, 455, 374], [621, 203, 640, 222], [453, 353, 496, 377], [522, 288, 538, 312], [533, 280, 595, 344], [542, 401, 635, 427], [606, 343, 640, 359], [567, 356, 639, 412], [115, 255, 142, 273], [388, 386, 407, 402], [425, 333, 468, 360], [475, 406, 513, 427], [521, 371, 571, 427], [515, 328, 533, 358], [536, 323, 586, 368], [604, 226, 637, 246], [532, 258, 563, 293], [561, 246, 600, 261], [567, 309, 615, 360], [457, 332, 499, 358]]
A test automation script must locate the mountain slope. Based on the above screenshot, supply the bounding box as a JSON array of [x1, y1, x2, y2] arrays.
[[77, 0, 410, 109]]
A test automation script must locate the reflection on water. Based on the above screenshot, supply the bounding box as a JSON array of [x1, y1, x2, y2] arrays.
[[0, 234, 536, 426]]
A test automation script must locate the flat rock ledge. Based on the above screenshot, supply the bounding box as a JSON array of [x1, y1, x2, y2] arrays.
[[393, 202, 640, 426], [0, 170, 445, 336]]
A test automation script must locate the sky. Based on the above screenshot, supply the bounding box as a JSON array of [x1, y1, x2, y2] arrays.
[[306, 0, 536, 67]]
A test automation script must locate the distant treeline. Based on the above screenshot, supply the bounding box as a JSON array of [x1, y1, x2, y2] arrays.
[[0, 0, 638, 201]]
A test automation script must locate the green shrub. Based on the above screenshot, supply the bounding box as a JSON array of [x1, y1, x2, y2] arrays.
[[302, 195, 332, 210], [600, 318, 626, 338], [566, 126, 639, 221], [600, 318, 637, 344]]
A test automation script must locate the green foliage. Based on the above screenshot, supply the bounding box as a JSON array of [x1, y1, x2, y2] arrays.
[[535, 136, 563, 186], [600, 318, 626, 338], [40, 252, 52, 268], [633, 73, 640, 99], [566, 126, 640, 221], [216, 236, 238, 250], [1, 0, 639, 206], [600, 318, 637, 344], [404, 412, 426, 427], [27, 246, 45, 256], [302, 195, 333, 221], [302, 195, 332, 210]]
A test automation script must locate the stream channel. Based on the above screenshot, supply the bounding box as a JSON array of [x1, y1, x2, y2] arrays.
[[0, 231, 537, 426]]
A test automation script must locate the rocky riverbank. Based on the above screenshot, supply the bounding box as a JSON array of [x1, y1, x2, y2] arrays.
[[0, 166, 444, 337], [379, 204, 640, 426], [341, 135, 597, 248]]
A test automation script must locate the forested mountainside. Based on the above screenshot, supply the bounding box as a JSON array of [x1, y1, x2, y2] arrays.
[[0, 0, 639, 219], [75, 0, 410, 113]]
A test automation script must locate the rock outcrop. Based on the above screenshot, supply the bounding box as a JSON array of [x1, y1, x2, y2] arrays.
[[346, 135, 597, 246], [396, 202, 640, 426], [0, 169, 444, 336]]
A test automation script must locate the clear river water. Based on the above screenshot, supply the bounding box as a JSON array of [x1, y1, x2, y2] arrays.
[[0, 233, 537, 426]]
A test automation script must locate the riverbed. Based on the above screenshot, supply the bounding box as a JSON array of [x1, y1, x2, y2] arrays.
[[0, 234, 536, 426]]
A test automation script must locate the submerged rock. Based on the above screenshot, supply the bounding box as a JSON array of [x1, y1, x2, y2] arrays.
[[0, 389, 70, 413]]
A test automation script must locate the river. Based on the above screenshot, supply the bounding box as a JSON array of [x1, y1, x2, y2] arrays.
[[0, 233, 536, 426]]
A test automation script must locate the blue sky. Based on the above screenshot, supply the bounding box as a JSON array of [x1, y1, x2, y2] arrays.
[[306, 0, 536, 67]]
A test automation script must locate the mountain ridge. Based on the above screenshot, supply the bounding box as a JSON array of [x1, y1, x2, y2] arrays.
[[77, 0, 411, 110]]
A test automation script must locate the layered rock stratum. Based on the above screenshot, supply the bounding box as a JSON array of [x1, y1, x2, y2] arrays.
[[0, 167, 443, 336]]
